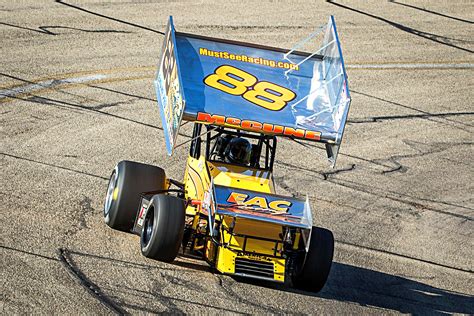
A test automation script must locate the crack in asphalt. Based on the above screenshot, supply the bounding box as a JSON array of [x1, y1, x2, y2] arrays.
[[57, 248, 129, 315], [0, 245, 58, 262], [54, 245, 473, 314], [350, 90, 474, 131], [1, 152, 109, 180], [349, 111, 474, 125], [252, 175, 472, 273], [327, 177, 473, 221], [274, 141, 473, 221], [11, 93, 165, 132], [0, 72, 193, 139], [55, 0, 164, 35], [326, 0, 474, 53], [0, 22, 132, 36], [388, 0, 474, 24], [338, 241, 474, 274], [88, 84, 156, 102]]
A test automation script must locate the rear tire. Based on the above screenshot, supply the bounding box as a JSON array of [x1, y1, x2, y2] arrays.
[[104, 160, 166, 232], [140, 194, 185, 262], [291, 227, 334, 293]]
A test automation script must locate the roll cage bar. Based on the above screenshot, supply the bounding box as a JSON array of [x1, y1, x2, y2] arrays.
[[189, 123, 277, 171]]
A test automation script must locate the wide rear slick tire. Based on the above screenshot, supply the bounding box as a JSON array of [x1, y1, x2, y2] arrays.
[[104, 160, 166, 232], [140, 194, 185, 263], [292, 227, 334, 293]]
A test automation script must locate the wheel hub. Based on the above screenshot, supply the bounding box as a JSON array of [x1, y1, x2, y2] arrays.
[[104, 170, 117, 216]]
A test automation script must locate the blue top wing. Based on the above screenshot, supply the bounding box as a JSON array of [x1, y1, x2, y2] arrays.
[[155, 16, 351, 166], [154, 17, 186, 155]]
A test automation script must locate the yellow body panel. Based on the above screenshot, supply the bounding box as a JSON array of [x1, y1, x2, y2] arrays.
[[216, 247, 237, 274], [208, 161, 275, 193], [218, 217, 286, 281], [183, 155, 285, 282], [183, 156, 210, 216]]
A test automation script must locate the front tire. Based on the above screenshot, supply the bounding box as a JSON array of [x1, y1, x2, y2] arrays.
[[291, 227, 334, 292], [104, 160, 166, 232], [140, 194, 185, 262]]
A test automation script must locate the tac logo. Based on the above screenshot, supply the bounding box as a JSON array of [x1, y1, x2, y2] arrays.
[[227, 192, 292, 213]]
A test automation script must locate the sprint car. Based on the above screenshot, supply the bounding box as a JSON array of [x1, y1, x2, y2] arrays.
[[103, 16, 351, 292]]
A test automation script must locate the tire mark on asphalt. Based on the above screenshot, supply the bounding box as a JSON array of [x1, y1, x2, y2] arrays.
[[1, 73, 193, 139], [76, 196, 94, 229], [9, 94, 163, 131], [327, 0, 474, 53], [0, 73, 108, 99], [0, 72, 151, 103], [275, 151, 473, 221], [327, 175, 472, 221], [280, 139, 473, 208], [0, 66, 154, 90], [68, 251, 247, 313], [150, 279, 183, 313], [17, 93, 192, 138], [106, 284, 248, 314], [266, 178, 472, 272], [55, 0, 164, 35], [337, 240, 474, 274], [89, 98, 136, 110], [375, 140, 474, 175], [1, 152, 109, 180], [58, 248, 129, 315], [65, 196, 96, 237], [215, 275, 295, 314], [322, 163, 356, 180]]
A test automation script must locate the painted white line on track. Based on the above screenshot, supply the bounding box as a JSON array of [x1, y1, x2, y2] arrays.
[[347, 63, 474, 69], [0, 74, 107, 99]]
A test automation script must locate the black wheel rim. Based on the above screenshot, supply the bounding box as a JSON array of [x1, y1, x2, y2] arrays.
[[142, 208, 154, 246]]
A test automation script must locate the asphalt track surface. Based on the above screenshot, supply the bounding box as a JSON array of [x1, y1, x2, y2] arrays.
[[1, 0, 473, 314]]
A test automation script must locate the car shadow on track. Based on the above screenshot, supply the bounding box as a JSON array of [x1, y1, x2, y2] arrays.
[[239, 262, 473, 315], [66, 249, 474, 314]]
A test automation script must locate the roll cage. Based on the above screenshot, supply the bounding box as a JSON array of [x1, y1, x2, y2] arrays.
[[189, 123, 277, 171]]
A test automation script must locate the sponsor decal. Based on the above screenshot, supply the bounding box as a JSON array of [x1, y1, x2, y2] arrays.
[[236, 252, 273, 262], [199, 47, 299, 71], [137, 203, 148, 227], [227, 192, 292, 213], [197, 112, 321, 141]]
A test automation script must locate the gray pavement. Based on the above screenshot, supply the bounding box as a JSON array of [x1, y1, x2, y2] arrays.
[[1, 0, 473, 314]]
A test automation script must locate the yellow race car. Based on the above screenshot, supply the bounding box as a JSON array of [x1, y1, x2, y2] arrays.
[[103, 15, 351, 293]]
